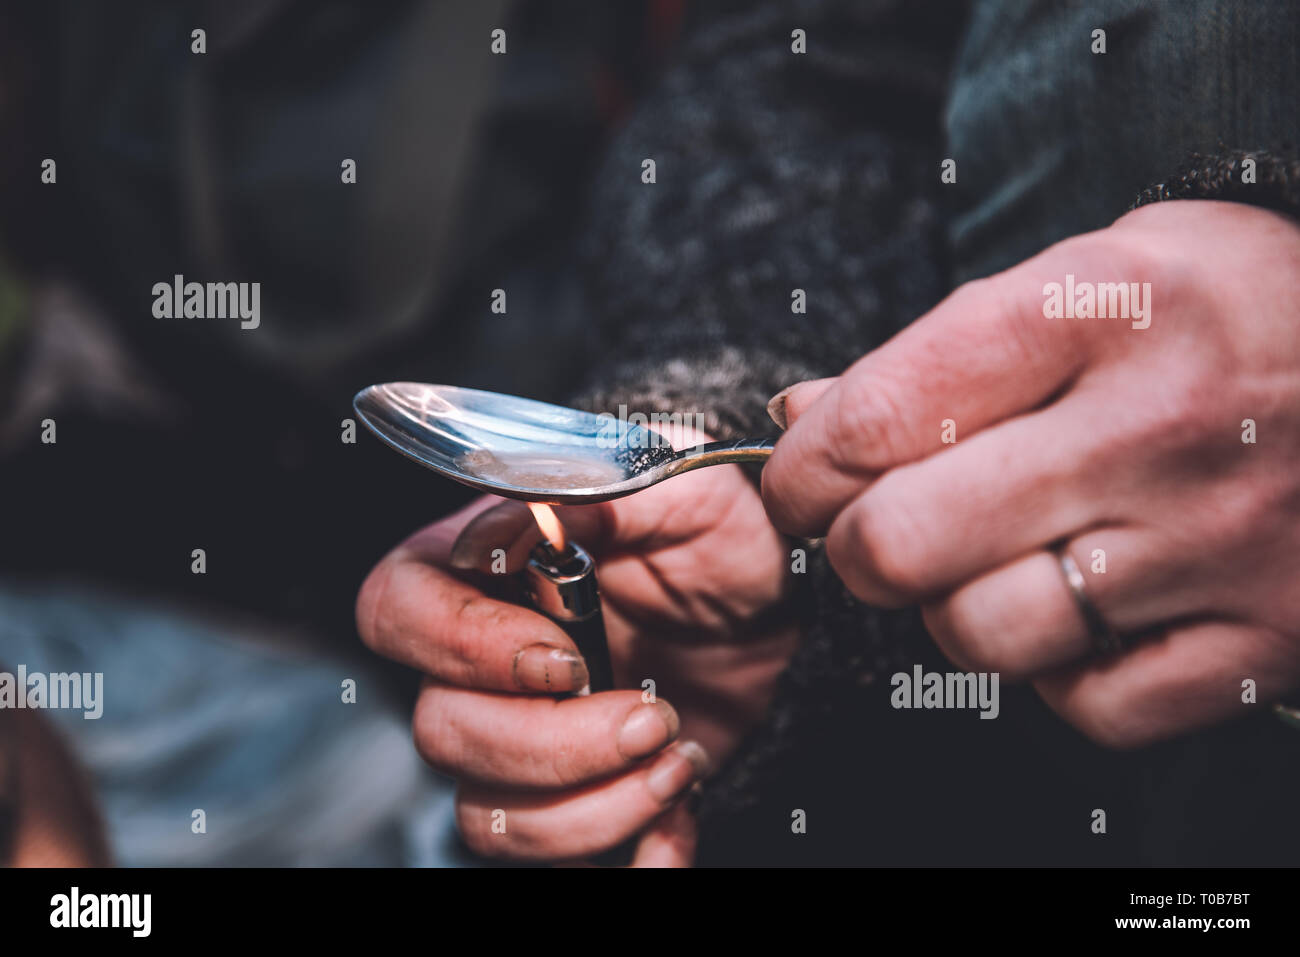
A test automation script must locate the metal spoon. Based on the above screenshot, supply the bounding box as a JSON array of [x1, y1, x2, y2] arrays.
[[353, 382, 776, 504]]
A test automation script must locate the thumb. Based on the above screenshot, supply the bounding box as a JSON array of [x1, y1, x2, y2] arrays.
[[767, 378, 837, 431]]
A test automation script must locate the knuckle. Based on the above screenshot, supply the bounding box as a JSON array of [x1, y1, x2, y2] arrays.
[[1076, 709, 1146, 750], [354, 559, 396, 653], [540, 718, 584, 787], [1101, 228, 1166, 286], [921, 599, 1006, 674], [1132, 369, 1224, 455], [444, 593, 513, 681], [488, 699, 578, 788], [1232, 477, 1292, 547], [454, 794, 506, 858], [828, 371, 911, 473], [456, 791, 558, 861], [829, 499, 930, 599], [1008, 278, 1082, 361], [1193, 480, 1271, 560], [1048, 685, 1146, 750], [410, 689, 460, 775], [444, 597, 484, 665]]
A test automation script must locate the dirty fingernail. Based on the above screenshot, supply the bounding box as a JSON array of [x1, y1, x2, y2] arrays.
[[513, 643, 589, 693], [768, 378, 838, 431], [646, 740, 711, 803], [617, 700, 680, 760], [766, 384, 800, 431]]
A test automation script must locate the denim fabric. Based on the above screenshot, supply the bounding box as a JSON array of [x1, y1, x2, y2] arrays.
[[947, 0, 1300, 283]]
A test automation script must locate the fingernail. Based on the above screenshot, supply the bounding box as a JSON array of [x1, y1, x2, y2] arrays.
[[766, 384, 802, 431], [646, 740, 710, 804], [513, 643, 589, 693], [617, 700, 680, 760]]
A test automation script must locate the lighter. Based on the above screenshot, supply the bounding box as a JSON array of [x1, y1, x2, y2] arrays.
[[522, 503, 615, 694], [524, 504, 637, 865]]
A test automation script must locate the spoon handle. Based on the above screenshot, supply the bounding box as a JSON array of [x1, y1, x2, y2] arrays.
[[672, 436, 777, 474]]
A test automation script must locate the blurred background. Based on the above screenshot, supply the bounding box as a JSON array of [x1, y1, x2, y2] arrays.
[[0, 0, 681, 865]]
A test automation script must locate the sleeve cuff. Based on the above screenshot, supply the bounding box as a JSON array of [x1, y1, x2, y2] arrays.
[[1132, 148, 1300, 220]]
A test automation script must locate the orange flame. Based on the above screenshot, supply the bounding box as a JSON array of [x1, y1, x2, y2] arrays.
[[527, 502, 567, 552]]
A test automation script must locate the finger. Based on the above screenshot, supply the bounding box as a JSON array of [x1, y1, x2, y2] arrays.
[[767, 377, 836, 431], [456, 741, 710, 860], [447, 499, 545, 573], [920, 528, 1210, 679], [630, 801, 697, 867], [413, 682, 681, 787], [356, 550, 589, 693], [389, 495, 511, 566], [1033, 619, 1300, 750], [764, 247, 1097, 537], [823, 391, 1111, 605]]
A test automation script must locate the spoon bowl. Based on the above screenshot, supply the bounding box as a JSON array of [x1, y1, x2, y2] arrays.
[[353, 382, 775, 504]]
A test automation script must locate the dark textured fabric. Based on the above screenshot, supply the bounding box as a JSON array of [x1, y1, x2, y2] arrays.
[[575, 0, 962, 435], [947, 0, 1300, 283], [1132, 148, 1300, 217], [574, 0, 1300, 864], [570, 0, 966, 848]]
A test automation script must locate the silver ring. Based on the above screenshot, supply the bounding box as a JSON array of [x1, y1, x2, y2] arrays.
[[1056, 548, 1124, 656]]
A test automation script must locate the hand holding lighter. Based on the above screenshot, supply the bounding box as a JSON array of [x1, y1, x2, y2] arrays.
[[353, 380, 773, 696], [522, 539, 614, 694]]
